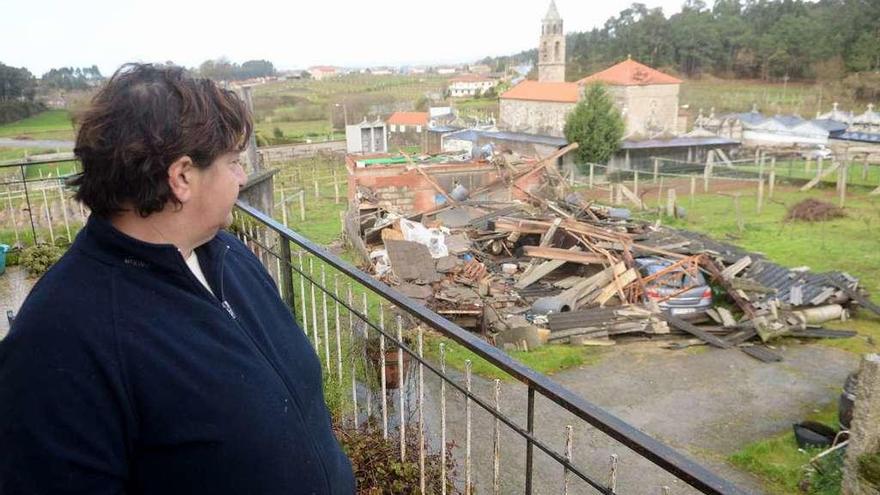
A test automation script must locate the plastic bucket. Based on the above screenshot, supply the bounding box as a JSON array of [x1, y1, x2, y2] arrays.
[[0, 244, 8, 275]]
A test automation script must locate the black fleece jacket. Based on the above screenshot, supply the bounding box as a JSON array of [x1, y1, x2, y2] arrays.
[[0, 215, 354, 494]]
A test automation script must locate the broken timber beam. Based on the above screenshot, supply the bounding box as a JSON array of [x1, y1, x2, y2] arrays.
[[800, 161, 841, 191], [827, 275, 880, 317], [522, 246, 607, 265], [515, 246, 582, 289], [662, 313, 733, 349]]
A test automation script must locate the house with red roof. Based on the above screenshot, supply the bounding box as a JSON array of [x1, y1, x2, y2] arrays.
[[386, 111, 429, 149]]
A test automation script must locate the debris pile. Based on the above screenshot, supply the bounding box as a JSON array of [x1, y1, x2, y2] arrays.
[[345, 146, 876, 362], [785, 199, 845, 222]]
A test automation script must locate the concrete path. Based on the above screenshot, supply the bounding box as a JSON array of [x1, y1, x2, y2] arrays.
[[0, 266, 36, 339], [0, 138, 74, 150], [414, 341, 858, 494]]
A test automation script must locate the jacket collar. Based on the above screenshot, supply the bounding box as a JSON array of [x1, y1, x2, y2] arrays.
[[79, 214, 227, 276]]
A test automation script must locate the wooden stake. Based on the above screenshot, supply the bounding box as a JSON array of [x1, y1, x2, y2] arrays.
[[666, 188, 677, 218], [657, 176, 664, 208], [653, 158, 659, 183], [41, 187, 54, 245], [756, 179, 764, 215], [314, 180, 319, 198], [281, 189, 289, 227], [333, 170, 340, 204], [6, 187, 20, 247], [839, 164, 848, 207], [299, 190, 306, 221], [690, 176, 696, 206], [768, 157, 776, 199], [57, 184, 71, 242], [633, 169, 639, 198], [589, 163, 594, 189], [734, 194, 744, 232]]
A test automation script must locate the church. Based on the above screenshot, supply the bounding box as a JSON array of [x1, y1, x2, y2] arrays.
[[499, 1, 684, 139]]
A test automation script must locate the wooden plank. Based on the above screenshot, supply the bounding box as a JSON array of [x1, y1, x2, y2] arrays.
[[618, 183, 645, 209], [661, 313, 733, 349], [800, 161, 841, 191], [702, 257, 758, 319], [595, 268, 638, 306], [522, 246, 607, 265], [559, 262, 626, 308], [720, 256, 752, 281], [515, 247, 582, 289], [740, 345, 783, 363]]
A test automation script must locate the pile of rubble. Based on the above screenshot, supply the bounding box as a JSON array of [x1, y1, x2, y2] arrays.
[[346, 146, 877, 362]]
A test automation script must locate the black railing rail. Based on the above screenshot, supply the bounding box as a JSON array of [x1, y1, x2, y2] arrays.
[[235, 200, 748, 495]]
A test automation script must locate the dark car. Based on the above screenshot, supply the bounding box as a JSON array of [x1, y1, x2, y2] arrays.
[[635, 257, 713, 315]]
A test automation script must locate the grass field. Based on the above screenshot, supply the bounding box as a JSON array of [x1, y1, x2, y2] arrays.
[[0, 110, 75, 142], [680, 78, 854, 117]]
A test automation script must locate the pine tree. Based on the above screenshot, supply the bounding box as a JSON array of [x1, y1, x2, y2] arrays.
[[563, 84, 624, 169]]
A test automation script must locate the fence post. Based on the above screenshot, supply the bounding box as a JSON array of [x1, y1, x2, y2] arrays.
[[756, 179, 764, 215], [769, 157, 776, 199], [589, 163, 594, 189], [838, 163, 848, 208], [666, 188, 677, 218], [5, 187, 20, 247], [19, 165, 37, 244], [690, 176, 696, 206], [633, 169, 639, 198], [280, 189, 289, 227], [299, 190, 306, 221], [653, 158, 659, 183], [333, 170, 340, 204]]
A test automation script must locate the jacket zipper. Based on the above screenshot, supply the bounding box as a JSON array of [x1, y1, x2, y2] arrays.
[[178, 245, 334, 493]]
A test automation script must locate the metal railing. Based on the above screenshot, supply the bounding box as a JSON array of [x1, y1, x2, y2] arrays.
[[233, 200, 747, 495]]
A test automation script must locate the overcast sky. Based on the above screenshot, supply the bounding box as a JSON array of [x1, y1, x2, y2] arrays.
[[1, 0, 687, 76]]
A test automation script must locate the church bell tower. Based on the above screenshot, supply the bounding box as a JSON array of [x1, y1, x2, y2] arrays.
[[538, 0, 566, 82]]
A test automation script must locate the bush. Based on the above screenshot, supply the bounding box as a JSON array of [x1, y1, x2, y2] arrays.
[[20, 244, 63, 277], [272, 126, 284, 139], [0, 101, 47, 126], [335, 421, 459, 494]]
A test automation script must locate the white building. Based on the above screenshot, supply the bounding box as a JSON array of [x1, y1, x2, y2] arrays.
[[345, 118, 387, 154], [448, 76, 498, 98]]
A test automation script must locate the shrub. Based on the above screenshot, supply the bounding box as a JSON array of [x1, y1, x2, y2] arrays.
[[20, 244, 63, 277], [335, 421, 459, 494], [272, 126, 284, 139]]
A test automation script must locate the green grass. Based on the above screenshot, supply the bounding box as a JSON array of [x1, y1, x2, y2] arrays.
[[680, 78, 851, 117], [256, 120, 344, 144], [424, 335, 606, 380], [0, 110, 75, 141], [0, 147, 57, 162], [729, 402, 842, 495]]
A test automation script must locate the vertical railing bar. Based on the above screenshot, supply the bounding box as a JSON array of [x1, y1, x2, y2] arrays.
[[309, 257, 319, 348], [563, 425, 573, 495], [321, 265, 330, 372], [362, 292, 371, 419], [397, 315, 406, 462], [298, 252, 308, 332], [440, 343, 448, 495], [334, 274, 342, 383], [465, 359, 472, 495], [348, 283, 357, 427], [493, 378, 501, 495], [279, 235, 294, 314], [379, 305, 388, 439], [417, 325, 425, 495], [275, 256, 283, 298], [525, 386, 535, 495]]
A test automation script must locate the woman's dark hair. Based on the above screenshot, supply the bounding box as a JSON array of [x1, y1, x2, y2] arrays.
[[72, 63, 253, 217]]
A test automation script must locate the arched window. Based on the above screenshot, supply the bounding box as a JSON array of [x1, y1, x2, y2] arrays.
[[554, 41, 561, 61]]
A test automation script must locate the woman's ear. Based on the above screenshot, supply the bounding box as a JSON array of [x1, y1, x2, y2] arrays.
[[167, 156, 195, 203]]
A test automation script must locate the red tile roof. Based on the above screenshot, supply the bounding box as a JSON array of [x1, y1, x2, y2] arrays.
[[387, 111, 429, 126], [577, 59, 682, 86], [499, 80, 580, 103]]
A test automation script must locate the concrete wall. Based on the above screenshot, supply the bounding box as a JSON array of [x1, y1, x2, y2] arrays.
[[499, 99, 576, 137], [608, 84, 679, 136], [388, 127, 426, 150]]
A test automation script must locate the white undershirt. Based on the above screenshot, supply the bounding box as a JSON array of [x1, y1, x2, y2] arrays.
[[185, 251, 215, 296]]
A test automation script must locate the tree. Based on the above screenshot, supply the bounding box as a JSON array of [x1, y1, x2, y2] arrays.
[[564, 84, 624, 168]]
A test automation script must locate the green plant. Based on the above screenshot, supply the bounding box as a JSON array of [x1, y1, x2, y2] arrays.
[[20, 244, 63, 277], [564, 83, 624, 168], [858, 451, 880, 488], [335, 421, 458, 494], [272, 126, 284, 139]]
